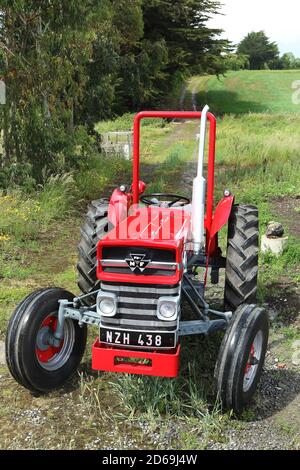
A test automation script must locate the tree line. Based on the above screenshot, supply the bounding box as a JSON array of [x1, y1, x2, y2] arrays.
[[0, 2, 298, 189], [0, 0, 228, 186], [227, 31, 300, 71]]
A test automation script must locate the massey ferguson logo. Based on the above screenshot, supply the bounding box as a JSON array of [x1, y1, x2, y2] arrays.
[[125, 254, 150, 272]]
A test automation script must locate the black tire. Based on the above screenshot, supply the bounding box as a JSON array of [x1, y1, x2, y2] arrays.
[[77, 199, 110, 305], [5, 288, 87, 393], [214, 304, 269, 414], [224, 204, 259, 311]]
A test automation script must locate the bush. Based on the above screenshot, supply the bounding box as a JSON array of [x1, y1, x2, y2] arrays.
[[75, 153, 132, 200], [37, 173, 76, 224], [0, 106, 98, 187], [0, 174, 76, 243]]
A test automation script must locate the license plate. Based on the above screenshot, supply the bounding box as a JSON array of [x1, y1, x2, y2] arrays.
[[100, 327, 176, 349]]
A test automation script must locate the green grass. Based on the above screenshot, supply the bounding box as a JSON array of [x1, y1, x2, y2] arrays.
[[0, 174, 76, 242], [74, 153, 132, 200], [95, 112, 168, 134], [189, 70, 300, 114], [212, 113, 300, 203]]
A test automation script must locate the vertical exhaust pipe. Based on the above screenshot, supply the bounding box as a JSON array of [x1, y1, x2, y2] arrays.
[[191, 105, 209, 254]]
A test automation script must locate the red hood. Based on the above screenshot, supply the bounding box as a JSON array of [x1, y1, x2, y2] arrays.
[[103, 206, 191, 246], [97, 206, 191, 284]]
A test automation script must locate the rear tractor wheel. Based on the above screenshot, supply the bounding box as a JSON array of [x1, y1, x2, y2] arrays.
[[224, 204, 259, 311], [77, 199, 110, 305]]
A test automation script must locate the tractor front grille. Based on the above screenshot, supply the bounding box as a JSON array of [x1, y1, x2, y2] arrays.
[[100, 282, 180, 332], [100, 246, 177, 277]]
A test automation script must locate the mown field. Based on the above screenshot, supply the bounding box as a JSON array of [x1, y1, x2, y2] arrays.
[[186, 70, 300, 114], [0, 71, 300, 449]]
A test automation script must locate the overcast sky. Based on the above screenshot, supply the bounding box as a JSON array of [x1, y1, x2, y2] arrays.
[[208, 0, 300, 56]]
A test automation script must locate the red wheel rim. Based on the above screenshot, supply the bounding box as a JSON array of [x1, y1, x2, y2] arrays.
[[243, 330, 263, 392], [35, 315, 64, 363], [244, 344, 255, 375]]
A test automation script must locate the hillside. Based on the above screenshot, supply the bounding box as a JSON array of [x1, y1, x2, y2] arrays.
[[187, 70, 300, 114]]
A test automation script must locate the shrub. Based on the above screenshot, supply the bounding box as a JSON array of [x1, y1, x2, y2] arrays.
[[0, 174, 75, 243]]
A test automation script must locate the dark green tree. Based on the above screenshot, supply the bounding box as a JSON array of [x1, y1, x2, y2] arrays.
[[0, 0, 108, 183], [83, 0, 230, 117], [237, 31, 279, 70], [80, 0, 147, 123], [142, 0, 229, 76], [280, 52, 297, 70], [223, 53, 249, 71], [0, 0, 230, 185]]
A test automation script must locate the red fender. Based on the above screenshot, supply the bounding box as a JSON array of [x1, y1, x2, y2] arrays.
[[204, 194, 234, 284], [210, 194, 235, 240], [108, 189, 132, 227], [108, 181, 146, 227]]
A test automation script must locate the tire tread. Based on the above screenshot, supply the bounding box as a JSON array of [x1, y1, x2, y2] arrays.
[[225, 204, 259, 311], [77, 199, 109, 304]]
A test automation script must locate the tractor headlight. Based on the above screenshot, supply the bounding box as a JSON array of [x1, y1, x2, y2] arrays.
[[159, 302, 176, 319], [97, 291, 117, 317], [99, 298, 115, 315], [157, 295, 180, 322]]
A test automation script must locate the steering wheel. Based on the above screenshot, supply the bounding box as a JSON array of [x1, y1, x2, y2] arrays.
[[140, 193, 190, 208]]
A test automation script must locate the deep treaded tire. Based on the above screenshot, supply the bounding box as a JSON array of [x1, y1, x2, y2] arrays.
[[224, 204, 259, 311], [5, 288, 87, 393], [77, 199, 109, 304], [214, 304, 269, 414]]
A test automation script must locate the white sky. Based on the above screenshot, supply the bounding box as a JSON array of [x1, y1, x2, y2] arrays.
[[208, 0, 300, 56]]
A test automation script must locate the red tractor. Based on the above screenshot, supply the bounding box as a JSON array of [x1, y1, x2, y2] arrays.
[[5, 108, 269, 413]]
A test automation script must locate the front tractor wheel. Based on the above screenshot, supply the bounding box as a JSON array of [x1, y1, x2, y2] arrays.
[[5, 288, 87, 393], [214, 304, 269, 414], [224, 204, 259, 311]]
